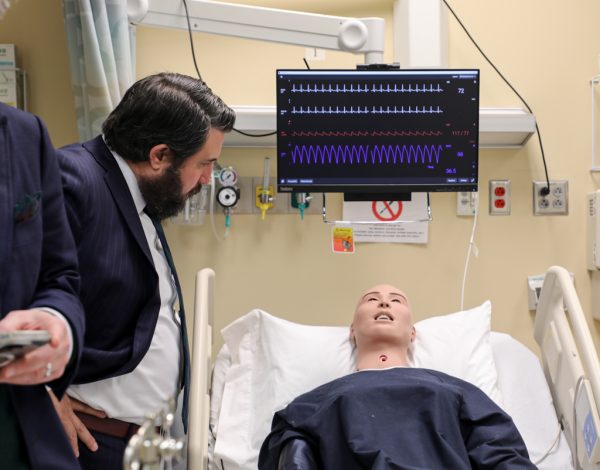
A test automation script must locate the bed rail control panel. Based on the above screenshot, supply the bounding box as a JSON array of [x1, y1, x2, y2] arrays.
[[576, 379, 600, 465], [587, 191, 600, 271]]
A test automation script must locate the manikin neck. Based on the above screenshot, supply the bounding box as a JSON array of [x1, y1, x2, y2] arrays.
[[356, 347, 410, 371]]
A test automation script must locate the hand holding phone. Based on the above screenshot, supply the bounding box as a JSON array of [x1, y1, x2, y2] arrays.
[[0, 330, 51, 367], [0, 308, 70, 385]]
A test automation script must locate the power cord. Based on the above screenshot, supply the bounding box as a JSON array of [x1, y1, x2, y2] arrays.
[[182, 0, 202, 81], [460, 192, 479, 311], [532, 422, 562, 466], [181, 0, 276, 139], [442, 0, 550, 196], [229, 50, 313, 139]]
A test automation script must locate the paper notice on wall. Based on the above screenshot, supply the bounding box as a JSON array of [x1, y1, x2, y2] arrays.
[[342, 193, 429, 244], [0, 44, 17, 108]]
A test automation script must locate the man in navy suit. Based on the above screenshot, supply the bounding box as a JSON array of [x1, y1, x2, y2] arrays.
[[0, 102, 85, 469], [53, 72, 235, 468]]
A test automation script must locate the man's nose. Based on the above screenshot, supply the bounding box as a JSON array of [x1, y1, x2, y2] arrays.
[[378, 300, 390, 308], [199, 164, 213, 185]]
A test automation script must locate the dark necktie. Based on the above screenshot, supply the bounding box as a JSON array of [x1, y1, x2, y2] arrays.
[[147, 213, 191, 432]]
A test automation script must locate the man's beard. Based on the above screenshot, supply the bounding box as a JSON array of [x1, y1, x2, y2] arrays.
[[138, 166, 203, 220]]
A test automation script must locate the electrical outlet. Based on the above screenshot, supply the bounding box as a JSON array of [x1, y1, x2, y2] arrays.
[[533, 180, 568, 215], [457, 191, 478, 216], [489, 180, 511, 215]]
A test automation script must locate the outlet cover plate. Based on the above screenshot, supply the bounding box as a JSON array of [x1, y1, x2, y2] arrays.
[[533, 180, 568, 215]]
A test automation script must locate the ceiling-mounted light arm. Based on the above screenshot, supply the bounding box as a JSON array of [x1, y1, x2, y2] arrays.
[[129, 0, 385, 65]]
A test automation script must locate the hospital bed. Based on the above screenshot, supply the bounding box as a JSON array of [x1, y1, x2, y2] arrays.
[[180, 265, 600, 469]]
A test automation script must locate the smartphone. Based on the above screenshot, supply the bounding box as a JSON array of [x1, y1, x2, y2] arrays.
[[0, 330, 51, 368]]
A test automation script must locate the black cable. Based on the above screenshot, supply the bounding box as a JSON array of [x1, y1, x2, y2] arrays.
[[182, 0, 203, 81], [182, 0, 274, 140], [442, 0, 550, 195], [233, 128, 277, 138], [303, 57, 311, 70]]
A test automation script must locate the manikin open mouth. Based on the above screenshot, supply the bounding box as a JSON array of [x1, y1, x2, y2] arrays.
[[375, 313, 394, 321]]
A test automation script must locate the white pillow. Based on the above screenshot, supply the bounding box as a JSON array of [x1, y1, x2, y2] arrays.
[[410, 300, 502, 404], [213, 311, 355, 469], [212, 301, 500, 470]]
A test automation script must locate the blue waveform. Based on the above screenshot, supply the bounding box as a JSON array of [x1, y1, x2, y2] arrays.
[[290, 144, 444, 165]]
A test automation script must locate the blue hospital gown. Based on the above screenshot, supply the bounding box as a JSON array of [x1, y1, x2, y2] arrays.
[[258, 367, 535, 469]]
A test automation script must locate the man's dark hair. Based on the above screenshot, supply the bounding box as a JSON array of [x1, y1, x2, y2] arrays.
[[102, 73, 235, 165]]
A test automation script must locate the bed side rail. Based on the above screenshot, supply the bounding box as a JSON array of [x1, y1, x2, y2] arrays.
[[188, 268, 215, 470], [534, 265, 600, 468]]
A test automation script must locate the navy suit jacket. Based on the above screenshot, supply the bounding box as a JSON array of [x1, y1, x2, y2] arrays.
[[0, 103, 85, 469], [58, 136, 161, 383]]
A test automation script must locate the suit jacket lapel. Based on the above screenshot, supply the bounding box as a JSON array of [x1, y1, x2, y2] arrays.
[[83, 137, 154, 267]]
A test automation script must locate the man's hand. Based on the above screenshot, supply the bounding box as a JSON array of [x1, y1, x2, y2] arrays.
[[0, 309, 70, 384], [48, 391, 103, 456]]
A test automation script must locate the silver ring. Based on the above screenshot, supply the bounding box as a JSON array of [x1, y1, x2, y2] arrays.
[[44, 362, 53, 378]]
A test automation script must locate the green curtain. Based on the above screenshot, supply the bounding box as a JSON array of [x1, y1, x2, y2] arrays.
[[63, 0, 134, 140]]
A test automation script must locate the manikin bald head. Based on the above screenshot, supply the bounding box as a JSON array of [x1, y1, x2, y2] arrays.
[[350, 284, 416, 370]]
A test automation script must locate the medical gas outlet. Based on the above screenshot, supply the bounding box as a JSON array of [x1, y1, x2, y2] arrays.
[[256, 157, 274, 219], [291, 192, 312, 220], [489, 180, 511, 216], [216, 166, 240, 229], [217, 186, 240, 209]]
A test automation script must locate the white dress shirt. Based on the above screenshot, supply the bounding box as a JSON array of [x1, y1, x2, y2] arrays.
[[68, 150, 181, 425]]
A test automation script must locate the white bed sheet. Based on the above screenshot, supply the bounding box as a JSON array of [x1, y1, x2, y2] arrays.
[[208, 333, 574, 469], [492, 332, 572, 469]]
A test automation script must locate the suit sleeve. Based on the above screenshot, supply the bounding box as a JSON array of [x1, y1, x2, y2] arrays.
[[28, 116, 85, 397], [459, 383, 536, 469]]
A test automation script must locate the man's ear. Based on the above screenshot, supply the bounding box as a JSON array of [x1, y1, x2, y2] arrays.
[[148, 144, 172, 171], [410, 325, 416, 343]]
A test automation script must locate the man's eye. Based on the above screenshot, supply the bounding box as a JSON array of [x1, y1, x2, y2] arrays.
[[367, 297, 378, 302], [391, 299, 401, 303]]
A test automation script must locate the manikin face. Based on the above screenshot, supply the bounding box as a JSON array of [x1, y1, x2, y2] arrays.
[[350, 284, 416, 349]]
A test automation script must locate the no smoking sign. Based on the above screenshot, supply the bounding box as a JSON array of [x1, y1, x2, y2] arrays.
[[372, 200, 403, 221]]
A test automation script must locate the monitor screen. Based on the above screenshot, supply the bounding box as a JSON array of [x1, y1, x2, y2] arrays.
[[276, 69, 479, 195]]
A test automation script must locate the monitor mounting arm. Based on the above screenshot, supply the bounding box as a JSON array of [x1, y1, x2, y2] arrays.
[[128, 0, 385, 65]]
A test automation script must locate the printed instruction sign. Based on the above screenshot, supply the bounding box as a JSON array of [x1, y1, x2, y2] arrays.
[[342, 193, 429, 244]]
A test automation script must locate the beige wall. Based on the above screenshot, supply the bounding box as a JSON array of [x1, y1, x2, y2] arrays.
[[0, 0, 78, 145], [3, 0, 600, 356]]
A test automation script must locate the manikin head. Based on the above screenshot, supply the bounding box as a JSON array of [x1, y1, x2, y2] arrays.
[[350, 284, 416, 370]]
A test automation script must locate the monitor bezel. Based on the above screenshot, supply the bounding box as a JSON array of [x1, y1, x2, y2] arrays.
[[276, 68, 480, 195]]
